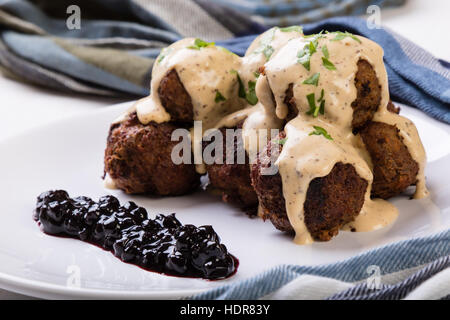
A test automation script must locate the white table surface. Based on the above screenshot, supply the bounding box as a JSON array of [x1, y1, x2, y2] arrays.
[[0, 0, 449, 299]]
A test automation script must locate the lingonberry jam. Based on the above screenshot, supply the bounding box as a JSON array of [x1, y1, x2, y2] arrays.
[[33, 190, 237, 280]]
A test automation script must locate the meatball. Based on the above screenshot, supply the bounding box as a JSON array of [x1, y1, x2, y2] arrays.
[[104, 112, 200, 195], [351, 59, 382, 130], [158, 69, 194, 123], [282, 59, 381, 130], [203, 125, 258, 211], [250, 132, 368, 241], [360, 121, 419, 199]]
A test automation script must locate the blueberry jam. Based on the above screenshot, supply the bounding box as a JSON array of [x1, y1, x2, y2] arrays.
[[33, 190, 237, 280]]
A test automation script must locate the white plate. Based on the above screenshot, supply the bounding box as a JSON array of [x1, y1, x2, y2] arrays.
[[0, 102, 448, 299]]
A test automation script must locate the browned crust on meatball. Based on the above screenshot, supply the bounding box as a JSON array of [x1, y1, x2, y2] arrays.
[[351, 59, 382, 130], [303, 163, 368, 241], [104, 112, 200, 195], [283, 83, 298, 122], [360, 121, 419, 199], [250, 132, 291, 232], [203, 125, 258, 211], [158, 69, 194, 123], [251, 133, 368, 241]]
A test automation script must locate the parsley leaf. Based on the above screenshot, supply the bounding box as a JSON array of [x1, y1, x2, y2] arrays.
[[319, 99, 325, 115], [157, 47, 172, 64], [303, 73, 320, 86], [188, 38, 215, 50], [306, 93, 317, 116], [262, 45, 275, 60], [317, 89, 325, 102], [231, 70, 258, 105], [331, 31, 361, 44], [297, 48, 311, 71], [321, 45, 329, 59], [215, 91, 226, 103], [253, 28, 276, 60], [231, 69, 246, 98], [322, 57, 336, 70], [306, 92, 325, 117], [246, 81, 258, 105], [309, 126, 333, 140], [297, 33, 322, 71]]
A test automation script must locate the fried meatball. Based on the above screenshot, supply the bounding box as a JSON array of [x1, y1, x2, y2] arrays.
[[360, 121, 418, 199], [203, 125, 258, 211], [250, 132, 368, 241], [282, 59, 381, 130], [158, 69, 194, 123], [351, 59, 382, 130], [104, 112, 200, 195]]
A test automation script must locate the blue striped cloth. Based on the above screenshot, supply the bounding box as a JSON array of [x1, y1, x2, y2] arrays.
[[0, 0, 448, 123], [191, 230, 450, 300], [209, 0, 406, 26]]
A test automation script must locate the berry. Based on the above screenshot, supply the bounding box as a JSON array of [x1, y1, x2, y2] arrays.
[[34, 190, 236, 279]]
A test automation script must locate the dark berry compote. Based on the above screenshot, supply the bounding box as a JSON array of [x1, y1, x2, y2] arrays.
[[33, 190, 237, 280]]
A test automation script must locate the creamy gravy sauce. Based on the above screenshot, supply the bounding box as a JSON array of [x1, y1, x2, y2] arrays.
[[262, 33, 426, 244], [138, 38, 244, 128], [213, 28, 303, 158], [109, 30, 428, 245]]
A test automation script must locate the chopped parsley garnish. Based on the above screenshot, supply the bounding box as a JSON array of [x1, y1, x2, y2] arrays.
[[322, 57, 336, 70], [157, 47, 172, 64], [215, 91, 226, 103], [253, 71, 261, 79], [297, 47, 312, 71], [231, 70, 258, 105], [322, 45, 329, 59], [230, 69, 246, 98], [303, 73, 320, 86], [297, 33, 322, 71], [306, 92, 325, 117], [279, 26, 303, 33], [309, 126, 333, 140], [253, 28, 276, 60], [188, 38, 215, 50], [331, 31, 361, 44], [304, 30, 325, 39], [262, 45, 275, 60], [317, 89, 324, 102], [274, 138, 287, 145], [318, 100, 325, 115], [246, 81, 258, 105]]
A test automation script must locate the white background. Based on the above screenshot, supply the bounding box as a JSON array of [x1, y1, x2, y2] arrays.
[[0, 0, 449, 299]]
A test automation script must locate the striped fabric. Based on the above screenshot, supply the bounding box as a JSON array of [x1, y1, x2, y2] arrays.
[[0, 0, 448, 123], [190, 230, 450, 300], [207, 0, 406, 26]]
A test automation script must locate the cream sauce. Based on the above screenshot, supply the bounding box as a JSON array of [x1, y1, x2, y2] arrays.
[[107, 31, 428, 245], [211, 27, 302, 159], [262, 33, 425, 244], [138, 38, 244, 129]]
